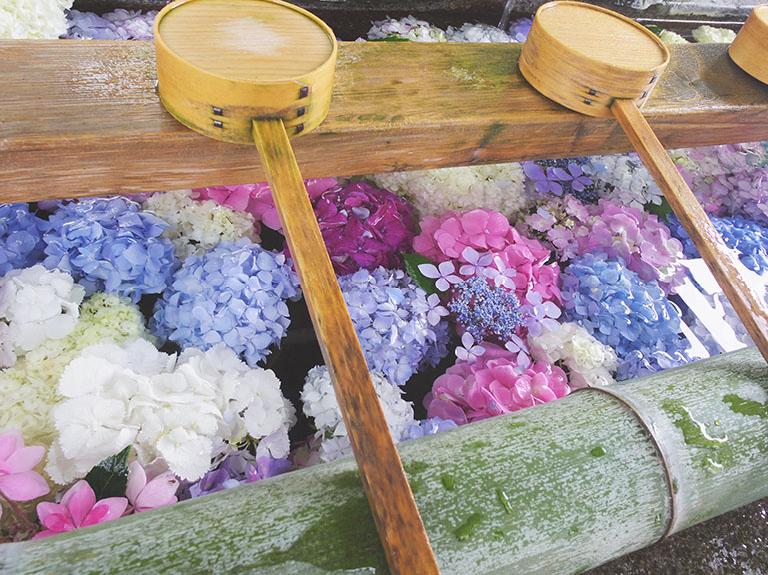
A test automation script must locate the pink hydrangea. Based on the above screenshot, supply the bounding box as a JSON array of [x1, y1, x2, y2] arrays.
[[414, 209, 561, 303], [34, 480, 127, 539], [125, 461, 179, 513], [522, 197, 685, 293], [192, 178, 338, 231], [310, 181, 417, 274], [0, 430, 49, 503], [424, 345, 569, 425]]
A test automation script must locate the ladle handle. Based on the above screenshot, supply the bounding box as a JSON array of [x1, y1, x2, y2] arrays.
[[252, 118, 440, 575], [612, 98, 768, 363]]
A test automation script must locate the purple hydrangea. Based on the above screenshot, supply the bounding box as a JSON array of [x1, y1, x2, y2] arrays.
[[523, 158, 596, 202], [400, 417, 458, 441], [0, 204, 46, 277], [65, 9, 157, 40], [339, 267, 449, 386], [43, 197, 177, 302], [508, 17, 533, 42], [152, 239, 300, 366], [183, 453, 291, 499], [561, 253, 692, 380], [668, 214, 768, 275]]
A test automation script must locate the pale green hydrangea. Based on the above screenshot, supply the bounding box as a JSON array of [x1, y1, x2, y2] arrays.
[[692, 25, 737, 44], [0, 0, 73, 39]]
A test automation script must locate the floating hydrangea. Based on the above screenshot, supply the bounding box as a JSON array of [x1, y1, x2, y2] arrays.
[[43, 197, 177, 302], [691, 25, 736, 43], [184, 451, 291, 499], [301, 366, 414, 462], [152, 240, 300, 367], [65, 9, 157, 40], [508, 17, 533, 42], [338, 267, 449, 385], [658, 29, 689, 44], [0, 266, 85, 366], [683, 166, 768, 224], [529, 322, 618, 388], [0, 293, 149, 449], [0, 204, 46, 277], [144, 189, 259, 259], [445, 23, 513, 43], [370, 163, 529, 219], [560, 253, 692, 380], [47, 340, 295, 483], [523, 158, 596, 202], [367, 16, 446, 42], [667, 214, 768, 274], [400, 417, 458, 441], [308, 181, 417, 274], [1, 0, 72, 39], [447, 276, 525, 344], [414, 208, 561, 302], [425, 344, 569, 425], [192, 178, 337, 232], [524, 196, 685, 292], [590, 153, 663, 207]]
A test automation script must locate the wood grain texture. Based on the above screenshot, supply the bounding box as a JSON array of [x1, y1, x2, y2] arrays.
[[612, 98, 768, 364], [1, 348, 766, 575], [251, 118, 438, 575], [2, 41, 768, 200]]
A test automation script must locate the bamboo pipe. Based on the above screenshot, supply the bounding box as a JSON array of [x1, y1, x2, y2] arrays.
[[1, 348, 766, 574]]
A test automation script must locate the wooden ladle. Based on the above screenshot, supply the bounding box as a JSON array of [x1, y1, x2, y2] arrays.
[[154, 1, 439, 572], [520, 0, 768, 363]]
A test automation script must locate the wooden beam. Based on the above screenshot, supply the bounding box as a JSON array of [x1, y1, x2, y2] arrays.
[[1, 41, 767, 201]]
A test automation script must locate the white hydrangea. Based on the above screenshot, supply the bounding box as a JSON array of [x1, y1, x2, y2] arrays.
[[658, 29, 689, 44], [370, 162, 529, 220], [445, 23, 513, 43], [0, 0, 73, 39], [529, 322, 618, 389], [589, 153, 663, 207], [143, 190, 259, 259], [367, 16, 446, 42], [47, 340, 294, 483], [692, 25, 736, 44], [301, 366, 414, 462], [0, 266, 85, 365]]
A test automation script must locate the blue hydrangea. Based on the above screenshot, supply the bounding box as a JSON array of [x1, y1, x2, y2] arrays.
[[152, 239, 300, 366], [561, 253, 691, 380], [668, 214, 768, 274], [0, 204, 46, 277], [447, 275, 524, 344], [400, 417, 458, 442], [339, 267, 449, 386], [43, 197, 177, 302]]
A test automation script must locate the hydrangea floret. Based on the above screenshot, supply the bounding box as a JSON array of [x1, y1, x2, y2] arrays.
[[0, 204, 46, 277], [65, 8, 157, 40]]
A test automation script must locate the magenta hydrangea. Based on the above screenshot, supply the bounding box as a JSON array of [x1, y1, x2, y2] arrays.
[[413, 208, 561, 303], [524, 196, 685, 293], [424, 344, 569, 425], [191, 178, 338, 231], [304, 181, 417, 274]]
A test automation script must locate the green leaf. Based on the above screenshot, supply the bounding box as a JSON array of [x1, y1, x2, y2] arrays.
[[370, 35, 410, 42], [85, 446, 132, 499], [402, 253, 439, 295], [645, 198, 673, 222], [645, 24, 664, 37]]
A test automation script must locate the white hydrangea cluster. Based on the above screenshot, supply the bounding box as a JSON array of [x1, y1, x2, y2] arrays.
[[301, 366, 414, 462], [589, 153, 663, 207], [0, 266, 85, 367], [0, 293, 150, 449], [445, 23, 513, 43], [691, 25, 736, 44], [0, 0, 72, 39], [144, 190, 259, 259], [367, 16, 446, 42], [529, 322, 618, 388], [47, 340, 294, 483], [371, 162, 529, 220]]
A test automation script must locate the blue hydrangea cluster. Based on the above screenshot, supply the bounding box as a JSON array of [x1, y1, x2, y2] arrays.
[[43, 197, 177, 302], [400, 417, 458, 442], [152, 239, 301, 367], [668, 214, 768, 274], [561, 253, 691, 380], [447, 275, 524, 344], [0, 204, 46, 277], [339, 267, 449, 386]]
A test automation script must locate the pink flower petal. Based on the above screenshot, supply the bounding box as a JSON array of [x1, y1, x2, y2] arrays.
[[37, 502, 74, 533], [125, 461, 147, 506], [0, 470, 49, 501], [62, 481, 96, 528], [82, 497, 128, 527], [0, 430, 22, 461], [135, 473, 179, 512], [5, 445, 45, 473]]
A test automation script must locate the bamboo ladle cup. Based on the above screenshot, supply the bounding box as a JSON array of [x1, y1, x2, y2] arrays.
[[520, 0, 768, 363], [154, 1, 439, 572], [729, 5, 768, 85]]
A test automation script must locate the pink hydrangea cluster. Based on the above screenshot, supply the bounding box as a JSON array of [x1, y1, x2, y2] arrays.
[[311, 181, 417, 274], [191, 178, 338, 231], [413, 208, 561, 303], [682, 168, 768, 225], [424, 344, 569, 425], [524, 196, 685, 292]]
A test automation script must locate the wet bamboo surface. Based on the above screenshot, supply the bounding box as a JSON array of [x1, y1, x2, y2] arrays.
[[2, 41, 768, 201]]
